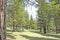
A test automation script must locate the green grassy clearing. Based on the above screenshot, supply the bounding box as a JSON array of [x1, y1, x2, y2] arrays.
[[7, 29, 60, 40]]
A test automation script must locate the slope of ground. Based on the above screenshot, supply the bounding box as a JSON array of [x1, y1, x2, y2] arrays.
[[7, 30, 60, 40]]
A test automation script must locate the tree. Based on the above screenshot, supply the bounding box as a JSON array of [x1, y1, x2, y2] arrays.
[[0, 0, 7, 40], [38, 0, 60, 34], [38, 0, 47, 34], [6, 0, 30, 31]]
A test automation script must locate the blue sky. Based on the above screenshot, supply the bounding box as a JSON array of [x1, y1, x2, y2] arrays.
[[46, 0, 49, 2], [25, 0, 49, 19], [25, 0, 38, 19], [25, 5, 38, 19]]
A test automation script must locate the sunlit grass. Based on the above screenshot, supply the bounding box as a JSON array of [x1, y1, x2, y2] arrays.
[[7, 30, 60, 40]]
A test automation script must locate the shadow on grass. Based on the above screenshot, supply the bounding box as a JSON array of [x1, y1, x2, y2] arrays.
[[41, 34, 60, 38], [7, 29, 13, 32], [30, 30, 60, 39], [20, 35, 57, 40], [7, 29, 25, 32], [7, 34, 16, 39], [7, 32, 16, 39]]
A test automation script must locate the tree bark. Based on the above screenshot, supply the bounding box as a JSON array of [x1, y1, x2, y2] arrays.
[[0, 0, 6, 40], [43, 20, 47, 34], [12, 21, 15, 32]]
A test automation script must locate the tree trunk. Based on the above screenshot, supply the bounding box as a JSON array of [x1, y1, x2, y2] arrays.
[[43, 26, 46, 34], [0, 0, 6, 40], [12, 21, 15, 32], [54, 17, 58, 34], [43, 20, 47, 34]]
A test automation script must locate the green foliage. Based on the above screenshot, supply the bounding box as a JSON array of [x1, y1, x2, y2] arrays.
[[37, 0, 60, 33], [6, 0, 60, 33], [6, 0, 30, 31]]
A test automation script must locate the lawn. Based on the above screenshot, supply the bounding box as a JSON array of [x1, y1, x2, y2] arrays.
[[7, 29, 60, 40]]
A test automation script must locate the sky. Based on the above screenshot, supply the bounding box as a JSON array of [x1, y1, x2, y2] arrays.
[[25, 0, 38, 19], [25, 5, 38, 19], [46, 0, 50, 3], [25, 0, 49, 19]]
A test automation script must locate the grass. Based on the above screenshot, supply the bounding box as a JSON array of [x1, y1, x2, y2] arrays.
[[6, 27, 60, 40], [7, 29, 60, 40]]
